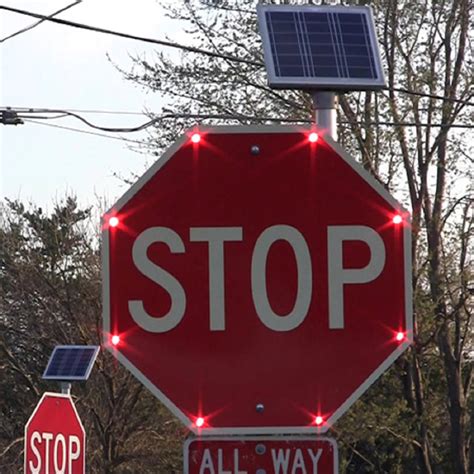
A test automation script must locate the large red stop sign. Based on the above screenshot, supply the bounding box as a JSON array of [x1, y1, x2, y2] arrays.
[[102, 126, 412, 434]]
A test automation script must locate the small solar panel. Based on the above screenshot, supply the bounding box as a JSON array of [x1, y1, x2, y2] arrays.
[[43, 345, 99, 381], [258, 5, 386, 90]]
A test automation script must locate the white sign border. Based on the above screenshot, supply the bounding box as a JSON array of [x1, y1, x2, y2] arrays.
[[183, 435, 339, 474], [102, 125, 413, 436], [24, 391, 86, 474]]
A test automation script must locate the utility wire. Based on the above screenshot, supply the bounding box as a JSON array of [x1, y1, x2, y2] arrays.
[[9, 109, 306, 131], [389, 87, 474, 107], [1, 5, 473, 108], [18, 111, 474, 131], [7, 106, 147, 116], [0, 1, 82, 43], [0, 5, 261, 67], [23, 110, 158, 132], [340, 121, 474, 129], [23, 119, 152, 146], [19, 113, 70, 120]]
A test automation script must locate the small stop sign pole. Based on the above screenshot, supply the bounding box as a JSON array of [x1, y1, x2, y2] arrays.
[[24, 392, 85, 474]]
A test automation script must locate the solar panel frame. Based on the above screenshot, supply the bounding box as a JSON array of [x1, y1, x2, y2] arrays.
[[42, 345, 100, 381], [257, 4, 387, 90]]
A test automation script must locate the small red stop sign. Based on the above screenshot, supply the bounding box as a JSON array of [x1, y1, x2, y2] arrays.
[[102, 126, 412, 434], [24, 393, 85, 473]]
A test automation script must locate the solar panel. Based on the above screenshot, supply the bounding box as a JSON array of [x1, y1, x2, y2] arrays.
[[43, 345, 99, 381], [257, 5, 386, 90]]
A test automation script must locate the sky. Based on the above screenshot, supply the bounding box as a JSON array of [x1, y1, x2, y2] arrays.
[[1, 0, 181, 211]]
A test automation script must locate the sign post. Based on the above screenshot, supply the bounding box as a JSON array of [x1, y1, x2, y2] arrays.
[[102, 126, 412, 435], [24, 392, 85, 474]]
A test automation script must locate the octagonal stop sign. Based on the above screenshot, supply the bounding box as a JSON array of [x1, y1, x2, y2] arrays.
[[25, 393, 85, 473], [102, 126, 412, 434]]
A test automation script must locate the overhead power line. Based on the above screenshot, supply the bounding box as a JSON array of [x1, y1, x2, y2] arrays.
[[389, 87, 474, 107], [0, 4, 472, 107], [0, 5, 261, 67], [7, 106, 147, 116], [22, 110, 158, 132], [4, 108, 305, 131], [13, 110, 474, 131], [23, 119, 152, 146], [0, 1, 81, 43], [341, 121, 474, 129]]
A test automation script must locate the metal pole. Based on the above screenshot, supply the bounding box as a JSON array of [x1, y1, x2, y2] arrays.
[[60, 382, 71, 395], [311, 91, 337, 141]]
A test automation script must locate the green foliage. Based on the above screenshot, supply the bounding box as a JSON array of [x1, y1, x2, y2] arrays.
[[1, 0, 472, 472], [0, 199, 184, 472]]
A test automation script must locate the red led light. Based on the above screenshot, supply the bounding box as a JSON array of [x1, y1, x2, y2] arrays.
[[191, 133, 201, 144], [109, 216, 119, 227], [195, 417, 205, 428], [396, 331, 405, 342], [392, 214, 403, 224], [315, 415, 323, 426], [308, 132, 319, 143], [111, 335, 120, 346]]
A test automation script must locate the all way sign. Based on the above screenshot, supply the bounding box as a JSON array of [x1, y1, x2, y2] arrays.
[[184, 437, 337, 474]]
